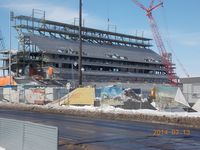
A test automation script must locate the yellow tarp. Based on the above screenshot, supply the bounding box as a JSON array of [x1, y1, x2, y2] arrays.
[[0, 76, 17, 86], [64, 87, 95, 105]]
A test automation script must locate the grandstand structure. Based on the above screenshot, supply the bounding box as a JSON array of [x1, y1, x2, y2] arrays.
[[1, 12, 172, 86]]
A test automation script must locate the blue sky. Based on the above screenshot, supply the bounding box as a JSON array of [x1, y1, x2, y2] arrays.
[[0, 0, 199, 77]]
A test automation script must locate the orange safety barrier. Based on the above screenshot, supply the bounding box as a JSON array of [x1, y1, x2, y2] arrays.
[[0, 76, 17, 86]]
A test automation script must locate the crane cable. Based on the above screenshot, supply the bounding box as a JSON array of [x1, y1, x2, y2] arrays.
[[160, 2, 190, 78]]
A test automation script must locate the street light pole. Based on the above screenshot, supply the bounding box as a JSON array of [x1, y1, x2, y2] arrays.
[[71, 63, 74, 88], [78, 0, 83, 86]]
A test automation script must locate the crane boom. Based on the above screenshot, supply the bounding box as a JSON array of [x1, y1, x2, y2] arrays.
[[132, 0, 177, 85]]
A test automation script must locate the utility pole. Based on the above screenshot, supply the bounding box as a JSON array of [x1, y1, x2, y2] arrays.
[[9, 12, 14, 85], [78, 0, 83, 86]]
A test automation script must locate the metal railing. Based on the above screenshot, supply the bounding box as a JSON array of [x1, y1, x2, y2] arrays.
[[0, 118, 58, 150]]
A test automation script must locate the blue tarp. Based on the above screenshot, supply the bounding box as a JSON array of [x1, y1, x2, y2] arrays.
[[1, 85, 17, 88]]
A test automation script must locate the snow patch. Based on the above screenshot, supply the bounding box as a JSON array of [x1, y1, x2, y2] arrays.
[[45, 103, 200, 118]]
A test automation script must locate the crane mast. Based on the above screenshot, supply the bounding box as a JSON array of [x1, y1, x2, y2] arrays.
[[132, 0, 177, 85]]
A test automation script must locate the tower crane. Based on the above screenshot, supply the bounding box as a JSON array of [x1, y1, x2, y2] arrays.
[[131, 0, 177, 85]]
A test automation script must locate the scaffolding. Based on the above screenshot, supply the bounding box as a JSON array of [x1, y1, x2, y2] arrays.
[[0, 27, 8, 76], [13, 13, 152, 50]]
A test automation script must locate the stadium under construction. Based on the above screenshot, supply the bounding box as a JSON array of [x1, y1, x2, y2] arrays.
[[0, 11, 176, 88]]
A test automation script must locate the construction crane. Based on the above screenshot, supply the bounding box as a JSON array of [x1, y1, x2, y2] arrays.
[[131, 0, 177, 85]]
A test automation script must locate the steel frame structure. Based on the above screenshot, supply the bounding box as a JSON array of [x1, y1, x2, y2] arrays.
[[13, 16, 152, 51]]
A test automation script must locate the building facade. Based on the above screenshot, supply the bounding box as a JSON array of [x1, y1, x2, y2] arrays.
[[1, 12, 176, 86]]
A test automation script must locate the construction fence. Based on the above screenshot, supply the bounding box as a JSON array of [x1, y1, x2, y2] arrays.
[[0, 84, 155, 110], [0, 86, 69, 105]]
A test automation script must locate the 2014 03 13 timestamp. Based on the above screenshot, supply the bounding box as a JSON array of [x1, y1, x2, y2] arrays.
[[153, 129, 191, 136]]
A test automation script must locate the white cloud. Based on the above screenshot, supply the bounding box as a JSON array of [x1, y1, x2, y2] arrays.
[[1, 0, 106, 29], [175, 32, 200, 47], [1, 1, 79, 23], [159, 28, 200, 48], [1, 1, 43, 12]]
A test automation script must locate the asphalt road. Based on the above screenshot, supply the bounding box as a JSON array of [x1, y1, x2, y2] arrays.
[[0, 109, 200, 150]]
